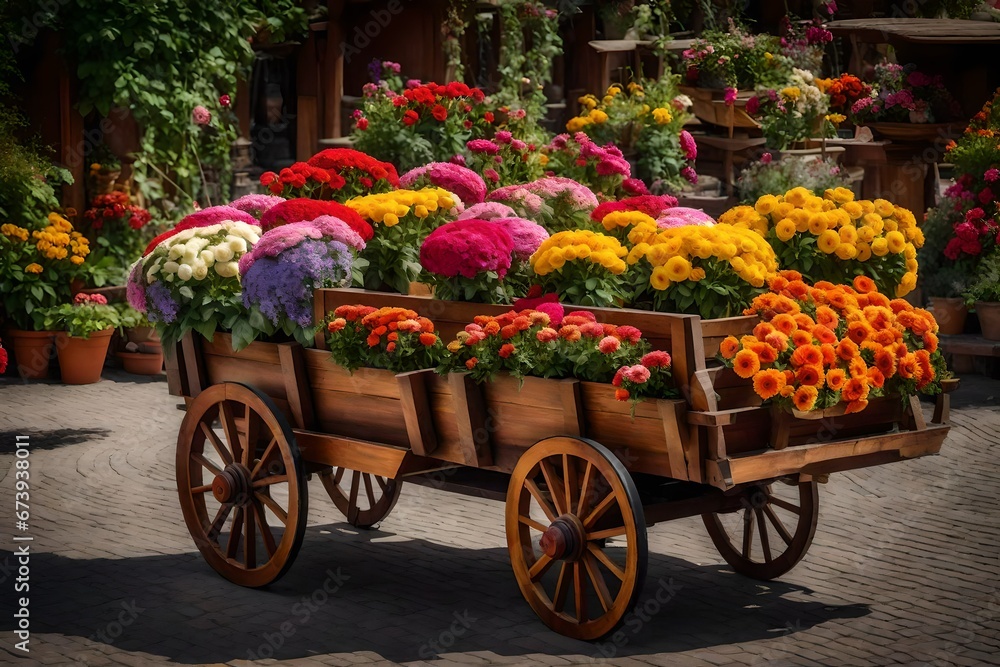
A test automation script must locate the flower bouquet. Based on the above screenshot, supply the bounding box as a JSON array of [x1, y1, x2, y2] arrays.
[[352, 79, 494, 172], [529, 230, 628, 308], [238, 216, 366, 347], [419, 219, 515, 304], [719, 272, 946, 416], [143, 206, 259, 256], [682, 23, 786, 91], [127, 220, 261, 350], [626, 221, 777, 319], [718, 187, 923, 297], [40, 293, 121, 385], [399, 162, 487, 206], [1, 213, 90, 331], [816, 73, 871, 125], [346, 188, 462, 293], [326, 305, 442, 373]]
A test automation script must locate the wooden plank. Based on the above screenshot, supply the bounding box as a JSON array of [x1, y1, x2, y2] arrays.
[[448, 373, 493, 467], [202, 353, 287, 400], [769, 409, 792, 451], [559, 379, 585, 437], [689, 368, 718, 412], [180, 333, 208, 398], [201, 334, 280, 365], [658, 399, 690, 480], [907, 394, 927, 432], [397, 369, 438, 457], [294, 430, 411, 478], [312, 388, 410, 448], [686, 405, 760, 427], [302, 349, 401, 398], [578, 381, 661, 420], [277, 343, 315, 430], [164, 341, 187, 397], [932, 392, 950, 425]]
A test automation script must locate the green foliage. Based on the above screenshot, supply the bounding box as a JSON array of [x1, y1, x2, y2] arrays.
[[737, 156, 853, 203], [41, 302, 120, 338], [963, 250, 1000, 305], [57, 0, 307, 219], [918, 198, 969, 298], [494, 1, 561, 123]]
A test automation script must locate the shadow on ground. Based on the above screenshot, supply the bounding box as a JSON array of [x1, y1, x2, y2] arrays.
[[0, 524, 867, 664], [0, 428, 110, 453]]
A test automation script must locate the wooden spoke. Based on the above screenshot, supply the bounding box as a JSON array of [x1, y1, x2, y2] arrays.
[[755, 508, 772, 563], [584, 553, 613, 613], [227, 508, 244, 559], [525, 479, 558, 522], [375, 475, 388, 492], [529, 553, 554, 581], [250, 438, 278, 479], [334, 467, 346, 484], [200, 422, 233, 466], [252, 474, 288, 488], [587, 525, 628, 541], [587, 543, 625, 581], [702, 478, 819, 581], [256, 491, 288, 525], [506, 437, 647, 640], [583, 491, 617, 529], [539, 459, 566, 516], [363, 473, 376, 507], [552, 562, 571, 613], [218, 401, 243, 465], [763, 505, 793, 546], [320, 468, 402, 529], [253, 498, 278, 557], [741, 509, 755, 559], [348, 470, 361, 521], [177, 383, 307, 587], [577, 462, 594, 517], [207, 503, 233, 542], [574, 562, 587, 623], [518, 515, 549, 532]]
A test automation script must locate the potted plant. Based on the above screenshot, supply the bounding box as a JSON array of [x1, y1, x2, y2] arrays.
[[87, 145, 122, 195], [40, 293, 120, 384], [1, 213, 91, 379], [963, 251, 1000, 341], [115, 304, 162, 374], [923, 265, 971, 336]]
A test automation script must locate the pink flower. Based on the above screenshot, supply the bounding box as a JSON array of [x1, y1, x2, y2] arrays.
[[679, 130, 697, 160], [622, 178, 649, 196], [536, 302, 565, 328], [656, 207, 715, 229], [238, 215, 365, 274], [979, 188, 994, 205], [484, 168, 500, 183], [400, 162, 487, 205], [495, 130, 513, 144], [623, 364, 651, 384], [420, 219, 514, 279], [616, 325, 642, 343], [681, 166, 698, 184], [491, 217, 549, 261], [192, 105, 212, 125], [760, 152, 773, 165], [459, 202, 518, 220], [219, 94, 231, 108], [229, 194, 285, 219], [598, 336, 620, 354], [985, 168, 1000, 183], [468, 139, 500, 155], [641, 350, 671, 368], [724, 87, 738, 106], [745, 96, 760, 115]]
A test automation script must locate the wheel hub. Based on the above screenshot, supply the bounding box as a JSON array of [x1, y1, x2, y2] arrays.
[[539, 514, 587, 562], [212, 463, 252, 505]]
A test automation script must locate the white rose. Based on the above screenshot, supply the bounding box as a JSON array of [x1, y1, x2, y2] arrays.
[[187, 237, 210, 252], [174, 229, 196, 242], [182, 248, 198, 264], [227, 237, 247, 254], [200, 249, 215, 265], [162, 261, 180, 274], [201, 224, 222, 236], [192, 262, 209, 280], [177, 264, 193, 281], [168, 244, 185, 259], [215, 261, 239, 278], [213, 244, 235, 262]]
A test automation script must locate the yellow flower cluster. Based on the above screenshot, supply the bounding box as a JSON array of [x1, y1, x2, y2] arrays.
[[2, 223, 30, 242], [31, 213, 90, 265], [652, 107, 673, 125], [567, 85, 652, 132], [718, 187, 923, 296], [346, 188, 457, 226], [599, 211, 657, 233], [530, 230, 627, 276], [627, 222, 778, 290]]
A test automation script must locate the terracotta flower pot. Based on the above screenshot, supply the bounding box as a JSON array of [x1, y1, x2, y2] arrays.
[[975, 301, 1000, 341], [927, 296, 968, 336], [127, 326, 159, 345], [55, 328, 114, 385], [117, 350, 164, 375], [7, 329, 57, 380]]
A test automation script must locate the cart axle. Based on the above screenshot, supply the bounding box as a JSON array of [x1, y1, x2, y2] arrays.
[[212, 463, 252, 505]]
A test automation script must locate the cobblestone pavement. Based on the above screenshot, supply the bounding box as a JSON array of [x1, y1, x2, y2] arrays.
[[0, 371, 998, 667]]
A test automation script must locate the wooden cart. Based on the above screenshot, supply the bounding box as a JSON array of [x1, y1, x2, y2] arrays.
[[168, 288, 953, 640]]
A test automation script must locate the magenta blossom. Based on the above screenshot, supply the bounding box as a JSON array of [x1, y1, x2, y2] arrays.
[[724, 87, 738, 106], [679, 130, 698, 160], [985, 168, 1000, 183], [467, 139, 500, 155], [491, 217, 549, 261], [400, 162, 488, 205], [229, 194, 285, 219], [192, 105, 212, 125], [420, 219, 514, 279], [458, 202, 518, 221], [656, 207, 715, 229], [680, 166, 699, 184]]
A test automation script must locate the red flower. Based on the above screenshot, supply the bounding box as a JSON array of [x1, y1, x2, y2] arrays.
[[259, 198, 373, 240], [260, 171, 278, 186], [499, 343, 515, 358], [403, 110, 419, 126], [432, 105, 448, 122], [356, 117, 369, 130], [484, 111, 495, 123], [463, 120, 473, 129], [219, 94, 231, 107]]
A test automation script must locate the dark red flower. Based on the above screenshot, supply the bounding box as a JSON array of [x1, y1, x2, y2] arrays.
[[403, 110, 419, 126], [432, 104, 448, 121]]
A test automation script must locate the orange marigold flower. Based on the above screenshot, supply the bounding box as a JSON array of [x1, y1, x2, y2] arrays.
[[844, 399, 869, 414], [796, 364, 824, 387], [847, 320, 873, 345], [849, 356, 868, 379], [560, 325, 582, 342], [733, 349, 761, 379], [923, 332, 939, 353], [765, 331, 789, 352], [753, 369, 786, 400], [779, 384, 795, 398], [466, 357, 478, 370], [484, 321, 501, 335], [836, 338, 859, 361], [794, 313, 816, 330], [780, 269, 803, 282], [867, 292, 891, 308], [826, 368, 847, 391], [386, 341, 397, 353], [615, 388, 630, 401], [793, 385, 819, 411], [791, 344, 822, 367], [419, 332, 438, 346], [418, 317, 435, 333], [387, 331, 399, 342], [791, 329, 814, 348], [499, 343, 516, 358], [853, 275, 877, 294], [842, 377, 870, 402], [915, 349, 934, 388], [897, 353, 920, 380], [812, 325, 838, 345], [820, 343, 837, 366], [474, 315, 493, 326], [720, 336, 740, 360], [366, 332, 381, 347], [875, 348, 896, 377], [769, 275, 790, 291], [889, 298, 913, 314], [751, 342, 778, 364], [753, 322, 776, 340], [815, 305, 839, 329], [772, 313, 798, 334], [874, 329, 899, 346], [501, 324, 519, 340], [867, 367, 885, 388], [786, 280, 810, 298], [327, 318, 346, 332]]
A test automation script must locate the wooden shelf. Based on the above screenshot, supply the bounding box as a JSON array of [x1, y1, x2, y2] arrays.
[[940, 334, 1000, 358]]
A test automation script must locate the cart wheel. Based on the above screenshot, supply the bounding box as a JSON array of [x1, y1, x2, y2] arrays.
[[506, 436, 647, 641], [702, 477, 818, 581], [176, 383, 308, 587], [319, 468, 401, 528]]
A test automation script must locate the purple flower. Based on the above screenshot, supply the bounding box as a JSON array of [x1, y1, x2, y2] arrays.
[[243, 239, 354, 327], [228, 194, 285, 219], [146, 282, 179, 324], [679, 130, 698, 160], [491, 217, 549, 261], [458, 202, 518, 220], [239, 216, 364, 275]]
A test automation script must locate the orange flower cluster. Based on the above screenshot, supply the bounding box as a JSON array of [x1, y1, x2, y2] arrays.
[[326, 304, 441, 373], [719, 271, 944, 415]]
